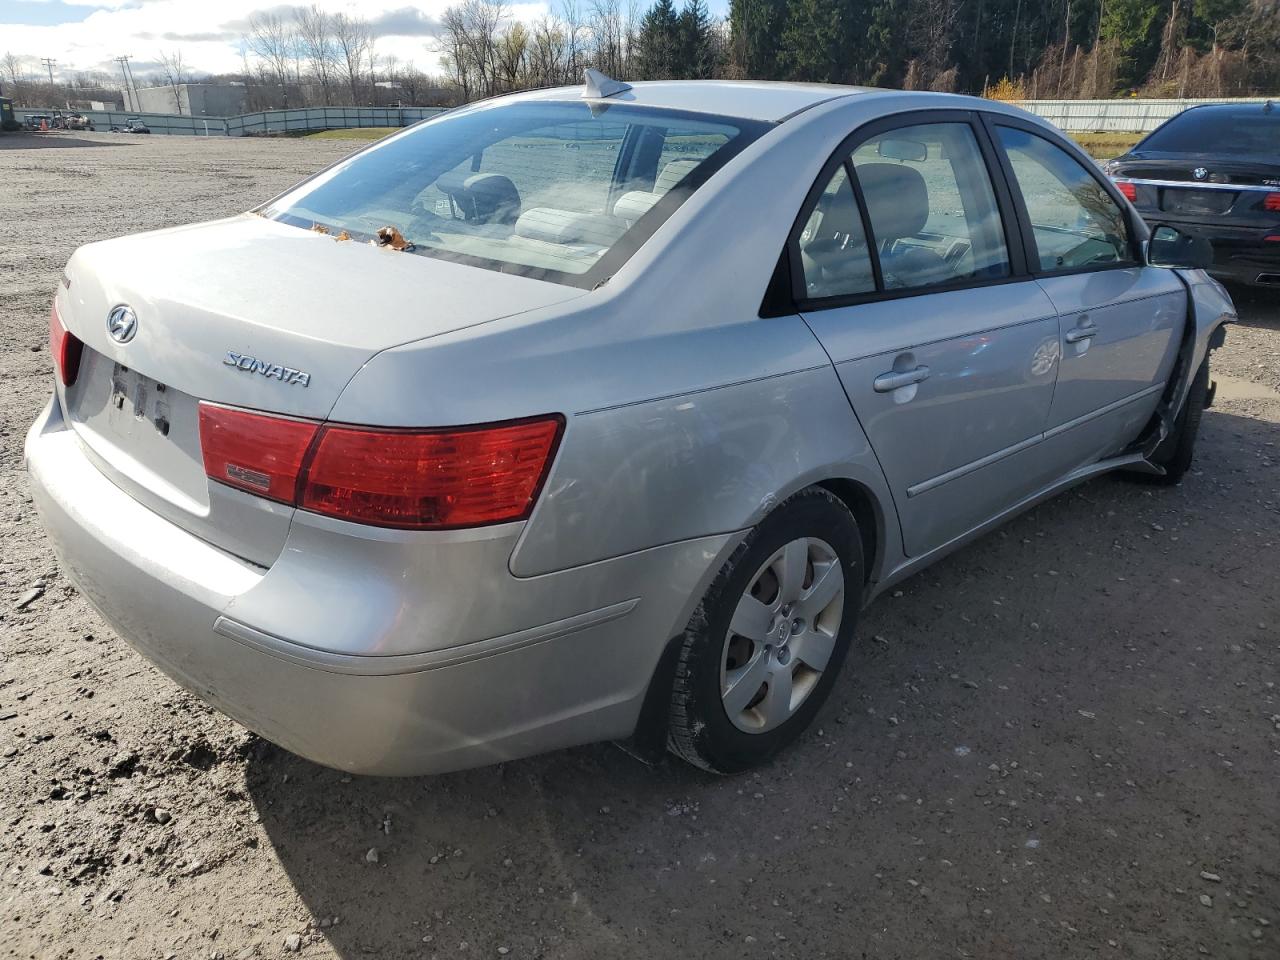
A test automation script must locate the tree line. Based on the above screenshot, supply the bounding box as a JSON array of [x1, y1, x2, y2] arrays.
[[730, 0, 1280, 99], [3, 0, 1277, 113]]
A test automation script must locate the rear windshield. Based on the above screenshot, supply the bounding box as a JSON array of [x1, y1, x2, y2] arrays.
[[1139, 108, 1280, 156], [262, 101, 767, 287]]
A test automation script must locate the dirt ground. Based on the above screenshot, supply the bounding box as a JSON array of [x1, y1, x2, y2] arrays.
[[1, 130, 1277, 960]]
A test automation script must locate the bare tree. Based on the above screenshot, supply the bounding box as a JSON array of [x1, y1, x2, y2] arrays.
[[295, 6, 338, 104], [2, 51, 24, 90], [527, 16, 569, 87], [495, 22, 529, 91], [157, 49, 190, 113], [246, 11, 295, 107], [333, 12, 374, 105], [559, 0, 586, 80], [589, 0, 626, 77], [437, 5, 475, 101]]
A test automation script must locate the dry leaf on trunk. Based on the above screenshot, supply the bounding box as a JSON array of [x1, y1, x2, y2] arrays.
[[310, 223, 330, 235]]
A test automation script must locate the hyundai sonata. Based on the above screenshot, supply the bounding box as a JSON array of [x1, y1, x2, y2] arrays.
[[27, 75, 1234, 775]]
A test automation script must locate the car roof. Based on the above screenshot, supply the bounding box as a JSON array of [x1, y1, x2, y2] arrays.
[[514, 80, 880, 122], [1180, 101, 1276, 118]]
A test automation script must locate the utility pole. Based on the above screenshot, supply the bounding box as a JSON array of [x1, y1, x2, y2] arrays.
[[114, 55, 135, 111], [41, 57, 57, 107], [124, 58, 139, 107]]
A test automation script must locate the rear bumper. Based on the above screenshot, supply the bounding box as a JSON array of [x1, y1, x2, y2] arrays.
[[1145, 216, 1280, 287], [25, 397, 732, 775]]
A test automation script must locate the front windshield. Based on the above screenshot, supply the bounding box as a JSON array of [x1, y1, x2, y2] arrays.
[[1139, 109, 1280, 156], [262, 101, 767, 287]]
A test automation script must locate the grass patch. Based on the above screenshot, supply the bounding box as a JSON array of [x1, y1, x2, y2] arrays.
[[1070, 131, 1144, 160], [304, 127, 399, 141]]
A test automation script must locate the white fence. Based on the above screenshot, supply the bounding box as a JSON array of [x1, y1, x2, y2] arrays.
[[19, 96, 1274, 137], [1014, 97, 1273, 132], [14, 105, 447, 137]]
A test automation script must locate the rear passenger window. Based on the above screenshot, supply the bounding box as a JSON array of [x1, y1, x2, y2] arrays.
[[797, 165, 875, 299], [995, 126, 1133, 272], [851, 122, 1010, 291]]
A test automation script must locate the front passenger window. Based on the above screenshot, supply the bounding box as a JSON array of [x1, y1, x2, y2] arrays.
[[797, 165, 875, 299], [994, 126, 1133, 272]]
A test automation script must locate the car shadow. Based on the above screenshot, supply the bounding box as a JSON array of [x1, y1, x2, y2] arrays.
[[246, 406, 1280, 958], [0, 132, 133, 150]]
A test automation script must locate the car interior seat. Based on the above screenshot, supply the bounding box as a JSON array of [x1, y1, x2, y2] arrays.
[[856, 162, 952, 289]]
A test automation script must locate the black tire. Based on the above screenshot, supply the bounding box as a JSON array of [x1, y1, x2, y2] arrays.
[[1146, 357, 1210, 485], [667, 487, 863, 774]]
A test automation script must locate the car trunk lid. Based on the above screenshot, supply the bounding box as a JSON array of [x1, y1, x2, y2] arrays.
[[56, 213, 586, 566]]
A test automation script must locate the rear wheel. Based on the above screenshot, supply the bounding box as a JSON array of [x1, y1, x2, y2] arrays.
[[667, 488, 863, 774]]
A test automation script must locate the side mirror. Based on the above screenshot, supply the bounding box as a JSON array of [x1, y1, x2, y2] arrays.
[[1148, 224, 1214, 270]]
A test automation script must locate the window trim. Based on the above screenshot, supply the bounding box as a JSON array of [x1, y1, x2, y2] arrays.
[[979, 113, 1146, 280], [781, 109, 1031, 315]]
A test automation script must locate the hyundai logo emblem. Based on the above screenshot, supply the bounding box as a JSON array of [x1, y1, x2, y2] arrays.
[[1193, 167, 1209, 181], [106, 305, 138, 344]]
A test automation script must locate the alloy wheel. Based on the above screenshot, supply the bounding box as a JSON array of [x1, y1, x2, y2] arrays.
[[719, 537, 845, 733]]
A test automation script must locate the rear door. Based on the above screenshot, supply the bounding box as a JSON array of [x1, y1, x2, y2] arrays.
[[794, 112, 1063, 557], [986, 118, 1186, 468]]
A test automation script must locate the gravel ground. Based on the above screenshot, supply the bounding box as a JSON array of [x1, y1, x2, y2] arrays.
[[1, 130, 1278, 960]]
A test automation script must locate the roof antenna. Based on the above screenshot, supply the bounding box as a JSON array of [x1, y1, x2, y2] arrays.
[[582, 67, 631, 99]]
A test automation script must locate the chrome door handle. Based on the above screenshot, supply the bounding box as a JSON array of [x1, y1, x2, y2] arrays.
[[873, 365, 931, 393], [1064, 324, 1099, 344]]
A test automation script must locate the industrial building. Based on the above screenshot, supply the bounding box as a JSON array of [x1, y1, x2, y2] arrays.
[[132, 83, 246, 117]]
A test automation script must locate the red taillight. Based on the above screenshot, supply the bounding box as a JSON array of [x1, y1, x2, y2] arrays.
[[198, 404, 563, 530], [1114, 180, 1137, 202], [49, 301, 84, 387], [1264, 192, 1280, 212], [198, 405, 319, 504], [301, 418, 563, 529]]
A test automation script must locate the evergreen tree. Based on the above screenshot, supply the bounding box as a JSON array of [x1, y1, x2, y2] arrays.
[[678, 0, 717, 78], [636, 0, 682, 79], [728, 0, 788, 79]]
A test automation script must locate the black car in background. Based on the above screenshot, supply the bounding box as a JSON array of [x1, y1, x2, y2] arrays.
[[1107, 101, 1280, 290]]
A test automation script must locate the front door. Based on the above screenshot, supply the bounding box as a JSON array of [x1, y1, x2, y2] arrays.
[[988, 121, 1186, 468], [792, 116, 1063, 557]]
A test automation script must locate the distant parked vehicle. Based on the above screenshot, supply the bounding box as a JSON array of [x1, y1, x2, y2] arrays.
[[24, 114, 51, 131], [1107, 101, 1280, 290], [65, 113, 94, 131], [113, 118, 151, 134]]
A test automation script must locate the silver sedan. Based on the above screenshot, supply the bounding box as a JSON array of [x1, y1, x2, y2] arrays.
[[26, 76, 1234, 775]]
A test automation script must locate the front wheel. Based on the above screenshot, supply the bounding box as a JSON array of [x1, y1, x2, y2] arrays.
[[1147, 358, 1210, 485], [666, 488, 863, 774]]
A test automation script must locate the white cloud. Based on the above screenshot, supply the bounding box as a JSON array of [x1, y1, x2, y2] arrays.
[[1, 0, 551, 79]]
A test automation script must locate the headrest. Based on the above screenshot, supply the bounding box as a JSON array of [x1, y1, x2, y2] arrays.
[[655, 159, 699, 194], [435, 171, 521, 224], [514, 207, 618, 246], [812, 183, 861, 241], [612, 190, 661, 222], [856, 163, 930, 241]]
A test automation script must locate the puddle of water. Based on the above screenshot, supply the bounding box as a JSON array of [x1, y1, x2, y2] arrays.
[[1212, 373, 1279, 402]]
